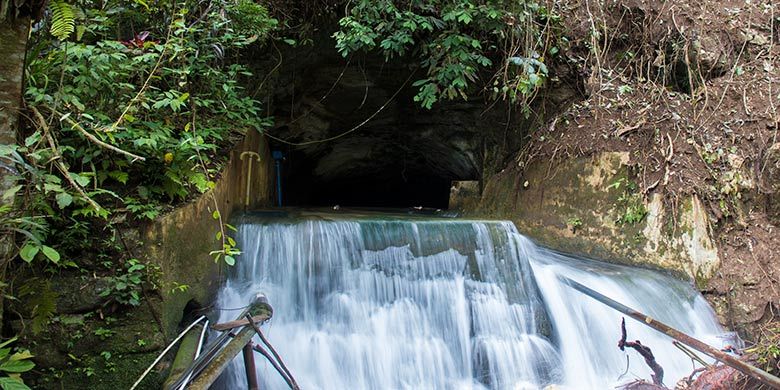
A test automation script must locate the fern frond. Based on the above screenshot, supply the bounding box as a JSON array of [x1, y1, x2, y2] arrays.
[[50, 0, 75, 41]]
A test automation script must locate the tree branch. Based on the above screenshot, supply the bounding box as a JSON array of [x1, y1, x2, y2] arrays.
[[48, 107, 146, 162], [31, 106, 102, 212], [619, 317, 665, 386]]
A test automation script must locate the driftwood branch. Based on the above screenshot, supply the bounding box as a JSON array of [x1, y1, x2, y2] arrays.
[[616, 118, 647, 137], [619, 317, 665, 385]]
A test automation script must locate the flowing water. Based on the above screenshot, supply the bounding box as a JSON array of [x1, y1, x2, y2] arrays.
[[213, 212, 728, 389]]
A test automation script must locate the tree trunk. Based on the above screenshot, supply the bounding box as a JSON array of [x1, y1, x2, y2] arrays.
[[0, 16, 31, 328]]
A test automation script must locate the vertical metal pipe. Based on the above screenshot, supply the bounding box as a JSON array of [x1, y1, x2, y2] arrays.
[[243, 342, 259, 390], [275, 160, 282, 207]]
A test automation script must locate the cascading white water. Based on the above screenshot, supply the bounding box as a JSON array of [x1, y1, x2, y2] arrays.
[[212, 213, 728, 390]]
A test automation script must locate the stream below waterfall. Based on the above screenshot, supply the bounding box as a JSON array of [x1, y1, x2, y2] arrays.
[[212, 210, 730, 390]]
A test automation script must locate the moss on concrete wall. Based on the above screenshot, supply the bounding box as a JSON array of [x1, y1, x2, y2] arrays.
[[142, 130, 274, 337], [471, 152, 720, 281]]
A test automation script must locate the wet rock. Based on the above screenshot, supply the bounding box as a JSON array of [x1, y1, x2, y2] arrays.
[[477, 153, 722, 280], [449, 180, 481, 211], [51, 276, 111, 314]]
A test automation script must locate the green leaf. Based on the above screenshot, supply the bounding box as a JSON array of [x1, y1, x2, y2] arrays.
[[2, 185, 22, 202], [56, 192, 73, 209], [19, 245, 39, 263], [40, 246, 60, 263], [69, 173, 90, 187], [224, 255, 236, 266], [0, 377, 31, 390], [108, 171, 128, 184], [75, 25, 86, 41], [49, 0, 75, 41], [0, 359, 35, 373], [24, 132, 41, 147], [43, 183, 63, 193], [10, 351, 34, 361]]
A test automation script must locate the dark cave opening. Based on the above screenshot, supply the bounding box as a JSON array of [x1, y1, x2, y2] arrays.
[[259, 38, 529, 210], [278, 144, 458, 209]]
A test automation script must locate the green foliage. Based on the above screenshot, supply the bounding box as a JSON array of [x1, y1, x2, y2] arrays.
[[0, 337, 35, 390], [701, 143, 724, 165], [12, 0, 275, 272], [17, 279, 58, 335], [226, 0, 278, 38], [0, 203, 58, 268], [745, 323, 780, 373], [169, 282, 189, 294], [209, 210, 240, 266], [609, 177, 648, 225], [333, 0, 560, 110], [99, 259, 145, 306], [566, 217, 583, 232], [93, 327, 114, 340], [49, 0, 75, 41]]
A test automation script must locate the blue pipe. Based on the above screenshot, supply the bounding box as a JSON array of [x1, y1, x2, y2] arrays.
[[272, 151, 284, 207]]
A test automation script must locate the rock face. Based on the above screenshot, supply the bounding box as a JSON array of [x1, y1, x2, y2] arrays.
[[474, 152, 720, 283], [462, 0, 780, 340], [449, 180, 481, 211]]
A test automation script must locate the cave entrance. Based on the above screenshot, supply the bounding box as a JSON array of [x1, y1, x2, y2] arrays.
[[279, 142, 462, 209], [270, 113, 479, 209], [262, 44, 514, 209]]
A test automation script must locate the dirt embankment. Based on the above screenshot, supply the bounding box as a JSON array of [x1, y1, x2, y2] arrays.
[[514, 0, 779, 376]]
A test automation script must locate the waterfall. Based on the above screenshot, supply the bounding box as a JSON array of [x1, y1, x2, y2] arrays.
[[212, 214, 727, 389]]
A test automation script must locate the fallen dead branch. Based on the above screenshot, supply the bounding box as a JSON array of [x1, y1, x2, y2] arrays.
[[619, 317, 665, 386]]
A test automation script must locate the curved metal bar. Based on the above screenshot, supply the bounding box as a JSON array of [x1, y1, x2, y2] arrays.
[[130, 315, 207, 390]]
